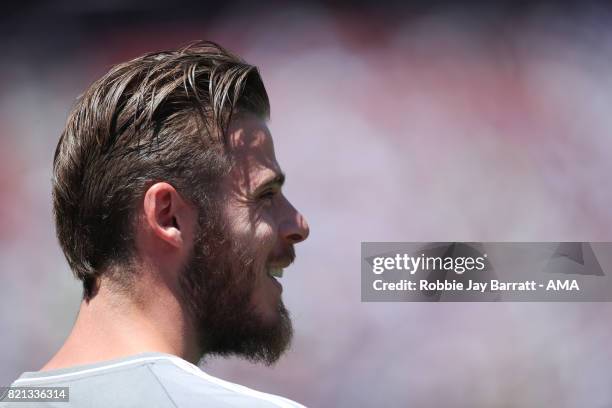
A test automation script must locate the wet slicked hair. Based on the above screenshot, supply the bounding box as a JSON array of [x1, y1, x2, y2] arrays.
[[52, 41, 270, 299]]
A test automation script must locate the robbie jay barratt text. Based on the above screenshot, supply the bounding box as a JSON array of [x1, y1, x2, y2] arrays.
[[372, 279, 580, 292]]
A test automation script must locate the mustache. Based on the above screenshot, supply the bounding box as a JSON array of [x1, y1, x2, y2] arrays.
[[268, 245, 296, 267]]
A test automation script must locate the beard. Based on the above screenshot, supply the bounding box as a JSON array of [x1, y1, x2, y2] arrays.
[[177, 215, 293, 366]]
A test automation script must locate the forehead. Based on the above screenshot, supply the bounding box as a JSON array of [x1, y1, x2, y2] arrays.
[[226, 114, 281, 190]]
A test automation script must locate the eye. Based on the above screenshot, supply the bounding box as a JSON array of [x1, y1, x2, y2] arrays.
[[258, 189, 278, 203]]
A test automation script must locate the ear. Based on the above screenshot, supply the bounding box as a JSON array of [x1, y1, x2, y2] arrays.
[[142, 182, 193, 249]]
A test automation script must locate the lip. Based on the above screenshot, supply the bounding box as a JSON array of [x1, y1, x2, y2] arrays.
[[268, 261, 292, 269], [268, 274, 283, 293], [266, 258, 292, 293]]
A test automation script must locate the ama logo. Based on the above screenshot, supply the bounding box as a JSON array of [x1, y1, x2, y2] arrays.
[[546, 279, 579, 291]]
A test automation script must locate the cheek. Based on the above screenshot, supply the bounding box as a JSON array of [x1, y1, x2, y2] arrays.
[[236, 211, 277, 246], [254, 220, 275, 243], [226, 202, 275, 234], [247, 224, 277, 282]]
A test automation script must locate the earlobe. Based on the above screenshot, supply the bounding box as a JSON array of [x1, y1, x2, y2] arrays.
[[143, 182, 186, 248]]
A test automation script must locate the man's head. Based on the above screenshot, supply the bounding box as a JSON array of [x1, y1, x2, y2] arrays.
[[52, 41, 309, 364]]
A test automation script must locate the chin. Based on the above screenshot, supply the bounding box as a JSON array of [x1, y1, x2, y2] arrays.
[[253, 298, 284, 326]]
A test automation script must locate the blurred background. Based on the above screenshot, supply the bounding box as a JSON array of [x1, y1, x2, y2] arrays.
[[2, 1, 612, 407]]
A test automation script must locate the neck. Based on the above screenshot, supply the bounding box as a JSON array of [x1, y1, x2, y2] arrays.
[[42, 276, 201, 371]]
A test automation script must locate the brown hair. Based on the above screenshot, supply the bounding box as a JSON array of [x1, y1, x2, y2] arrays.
[[52, 41, 270, 299]]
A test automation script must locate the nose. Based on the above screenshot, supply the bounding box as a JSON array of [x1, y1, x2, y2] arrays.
[[280, 196, 310, 244]]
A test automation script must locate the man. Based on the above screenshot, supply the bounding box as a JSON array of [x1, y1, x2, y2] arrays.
[[2, 41, 309, 407]]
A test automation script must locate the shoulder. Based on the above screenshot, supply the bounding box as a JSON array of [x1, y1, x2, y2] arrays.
[[8, 356, 176, 408], [146, 356, 306, 408], [7, 354, 305, 408]]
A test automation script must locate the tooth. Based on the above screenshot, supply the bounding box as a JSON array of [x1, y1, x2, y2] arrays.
[[269, 267, 284, 278]]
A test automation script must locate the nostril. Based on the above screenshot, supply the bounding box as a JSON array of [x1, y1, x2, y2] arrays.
[[287, 233, 304, 244]]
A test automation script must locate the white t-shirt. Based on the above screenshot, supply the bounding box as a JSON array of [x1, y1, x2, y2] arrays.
[[1, 352, 305, 408]]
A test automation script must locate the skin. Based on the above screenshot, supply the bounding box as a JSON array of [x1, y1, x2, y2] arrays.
[[41, 114, 309, 370]]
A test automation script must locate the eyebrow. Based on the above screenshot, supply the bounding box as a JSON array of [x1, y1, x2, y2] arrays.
[[253, 171, 285, 195]]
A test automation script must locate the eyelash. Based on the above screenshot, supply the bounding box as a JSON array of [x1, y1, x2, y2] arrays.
[[259, 190, 277, 202]]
